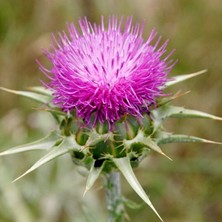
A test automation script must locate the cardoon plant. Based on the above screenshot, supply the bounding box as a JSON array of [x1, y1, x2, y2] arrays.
[[0, 16, 221, 221]]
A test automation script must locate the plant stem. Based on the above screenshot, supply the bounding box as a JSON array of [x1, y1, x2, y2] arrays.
[[104, 172, 125, 222]]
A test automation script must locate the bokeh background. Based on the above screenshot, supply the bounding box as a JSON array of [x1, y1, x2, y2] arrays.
[[0, 0, 222, 221]]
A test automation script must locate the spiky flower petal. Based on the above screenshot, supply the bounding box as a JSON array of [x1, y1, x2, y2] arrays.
[[39, 16, 174, 126]]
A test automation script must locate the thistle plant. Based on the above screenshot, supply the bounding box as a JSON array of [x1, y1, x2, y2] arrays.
[[0, 16, 221, 222]]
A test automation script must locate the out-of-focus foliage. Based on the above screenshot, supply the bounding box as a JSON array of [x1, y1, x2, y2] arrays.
[[0, 0, 221, 221]]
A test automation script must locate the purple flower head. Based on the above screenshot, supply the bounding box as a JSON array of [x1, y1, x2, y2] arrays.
[[39, 16, 175, 126]]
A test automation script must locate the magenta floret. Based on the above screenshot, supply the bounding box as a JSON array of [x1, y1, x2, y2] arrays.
[[39, 16, 175, 126]]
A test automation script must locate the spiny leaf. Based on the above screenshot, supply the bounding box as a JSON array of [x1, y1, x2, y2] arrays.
[[0, 131, 61, 156], [123, 130, 171, 160], [0, 87, 52, 104], [112, 157, 163, 221], [124, 198, 145, 210], [84, 160, 105, 196], [28, 86, 53, 96], [34, 107, 66, 116], [13, 136, 80, 182], [143, 137, 172, 161], [156, 132, 222, 145], [165, 70, 207, 87], [152, 105, 222, 122], [86, 129, 114, 147]]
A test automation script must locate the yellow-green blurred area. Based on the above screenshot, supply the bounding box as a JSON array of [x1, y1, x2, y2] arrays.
[[0, 0, 222, 221]]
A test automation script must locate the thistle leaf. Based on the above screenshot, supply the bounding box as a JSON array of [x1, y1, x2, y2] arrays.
[[84, 160, 105, 196], [152, 105, 222, 122], [112, 157, 163, 221], [0, 131, 61, 156], [165, 70, 207, 87], [86, 129, 113, 147], [156, 132, 222, 145], [143, 137, 172, 161], [28, 86, 53, 96], [34, 107, 66, 116], [0, 87, 52, 104], [124, 130, 171, 160], [12, 136, 79, 182], [124, 198, 145, 210]]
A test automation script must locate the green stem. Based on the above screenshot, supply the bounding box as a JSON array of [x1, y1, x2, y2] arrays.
[[104, 172, 125, 222]]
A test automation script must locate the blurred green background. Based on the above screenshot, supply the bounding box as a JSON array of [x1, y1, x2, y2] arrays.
[[0, 0, 222, 221]]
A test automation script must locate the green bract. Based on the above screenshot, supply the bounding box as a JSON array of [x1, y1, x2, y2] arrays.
[[0, 70, 221, 221]]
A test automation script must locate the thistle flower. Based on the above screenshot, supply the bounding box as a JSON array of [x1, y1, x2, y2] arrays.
[[39, 16, 174, 126], [1, 15, 221, 222]]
